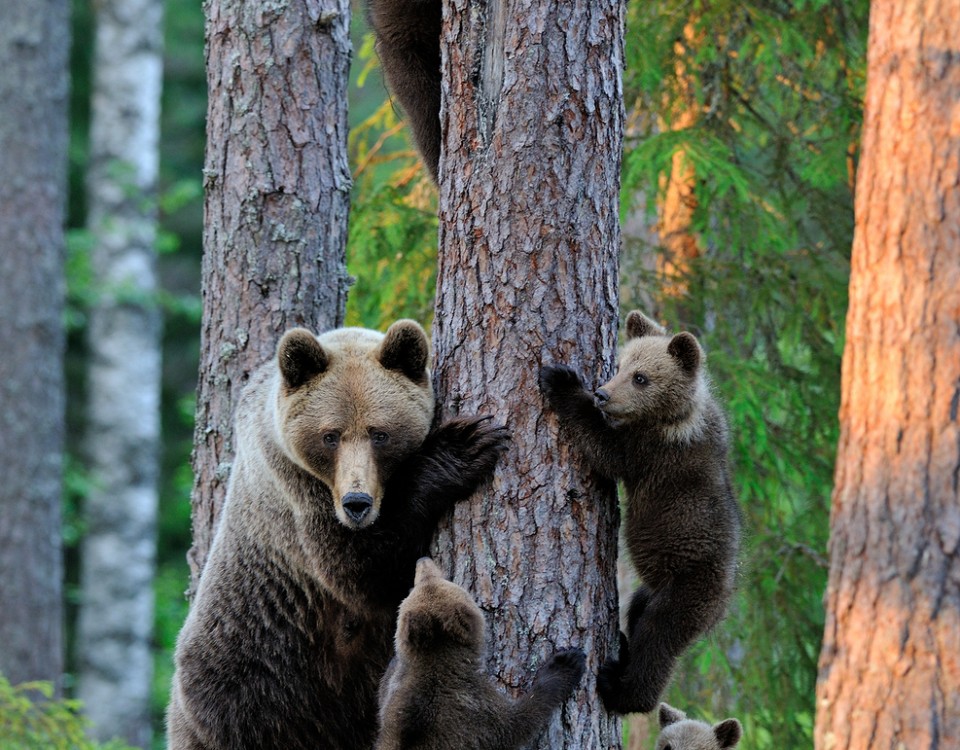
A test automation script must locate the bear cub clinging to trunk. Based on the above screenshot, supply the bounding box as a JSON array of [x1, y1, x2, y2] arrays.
[[376, 557, 586, 750], [539, 311, 741, 715]]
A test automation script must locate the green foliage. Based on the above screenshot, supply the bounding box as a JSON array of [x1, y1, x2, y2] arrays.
[[620, 0, 867, 747], [0, 675, 134, 750], [346, 37, 439, 331]]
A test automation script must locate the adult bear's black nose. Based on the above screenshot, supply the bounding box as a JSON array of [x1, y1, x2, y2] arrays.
[[594, 389, 610, 406], [342, 493, 373, 524]]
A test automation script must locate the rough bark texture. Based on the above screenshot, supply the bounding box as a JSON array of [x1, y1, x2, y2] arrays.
[[0, 0, 68, 691], [814, 0, 960, 747], [190, 0, 353, 586], [76, 0, 164, 743], [432, 1, 625, 747]]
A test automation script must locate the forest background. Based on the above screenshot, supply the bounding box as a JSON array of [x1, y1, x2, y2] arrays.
[[3, 0, 868, 747]]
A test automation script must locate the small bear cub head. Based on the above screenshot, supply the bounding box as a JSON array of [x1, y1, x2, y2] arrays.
[[273, 320, 434, 530], [655, 703, 742, 750], [395, 557, 485, 658], [594, 310, 708, 438]]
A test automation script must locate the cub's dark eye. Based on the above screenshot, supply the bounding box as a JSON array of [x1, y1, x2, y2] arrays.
[[322, 431, 340, 448], [633, 372, 649, 387], [370, 430, 389, 446]]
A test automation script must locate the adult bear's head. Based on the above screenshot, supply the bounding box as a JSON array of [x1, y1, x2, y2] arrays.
[[274, 320, 434, 529]]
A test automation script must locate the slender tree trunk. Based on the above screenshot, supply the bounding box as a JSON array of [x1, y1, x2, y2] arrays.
[[0, 0, 69, 692], [814, 0, 960, 747], [432, 1, 625, 747], [655, 21, 701, 327], [75, 0, 164, 743], [189, 0, 353, 587]]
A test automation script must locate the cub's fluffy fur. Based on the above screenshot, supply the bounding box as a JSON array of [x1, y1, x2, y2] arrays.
[[376, 558, 586, 750], [168, 321, 509, 750], [366, 0, 442, 181], [539, 311, 741, 714], [655, 703, 742, 750]]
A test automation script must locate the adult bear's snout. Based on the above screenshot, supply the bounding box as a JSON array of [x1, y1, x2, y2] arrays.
[[342, 492, 374, 524]]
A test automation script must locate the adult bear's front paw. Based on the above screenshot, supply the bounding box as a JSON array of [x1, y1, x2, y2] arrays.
[[533, 648, 587, 704], [423, 415, 511, 496], [538, 364, 586, 408]]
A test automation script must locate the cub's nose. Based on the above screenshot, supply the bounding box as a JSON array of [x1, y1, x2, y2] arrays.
[[342, 493, 374, 524], [594, 389, 610, 407]]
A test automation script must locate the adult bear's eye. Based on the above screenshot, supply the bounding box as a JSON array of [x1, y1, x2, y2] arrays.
[[370, 429, 389, 446], [322, 431, 340, 448], [633, 372, 649, 387]]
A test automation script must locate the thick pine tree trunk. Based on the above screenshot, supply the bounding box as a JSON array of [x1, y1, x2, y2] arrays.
[[76, 0, 164, 743], [814, 0, 960, 746], [432, 1, 625, 747], [189, 0, 353, 585], [0, 0, 69, 691]]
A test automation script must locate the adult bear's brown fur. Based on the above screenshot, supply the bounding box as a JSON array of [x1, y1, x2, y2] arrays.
[[375, 558, 586, 750], [168, 321, 509, 750], [539, 311, 741, 715], [366, 0, 442, 182]]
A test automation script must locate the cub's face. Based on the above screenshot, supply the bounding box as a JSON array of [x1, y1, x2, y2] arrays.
[[395, 557, 485, 658], [274, 321, 435, 530], [655, 703, 742, 750], [595, 310, 703, 428]]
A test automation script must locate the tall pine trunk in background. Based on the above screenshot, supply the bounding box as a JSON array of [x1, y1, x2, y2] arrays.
[[0, 0, 69, 692], [814, 0, 960, 746], [189, 0, 353, 585], [432, 1, 625, 747], [76, 0, 164, 743]]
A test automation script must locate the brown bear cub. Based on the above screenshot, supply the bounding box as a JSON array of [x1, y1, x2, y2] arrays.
[[376, 557, 586, 750], [365, 0, 442, 181], [655, 703, 742, 750], [168, 321, 509, 750], [539, 311, 741, 715]]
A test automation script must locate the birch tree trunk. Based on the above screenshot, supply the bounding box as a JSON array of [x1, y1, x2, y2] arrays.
[[76, 0, 164, 743], [189, 0, 353, 587], [0, 0, 69, 692], [814, 0, 960, 746], [432, 1, 625, 747]]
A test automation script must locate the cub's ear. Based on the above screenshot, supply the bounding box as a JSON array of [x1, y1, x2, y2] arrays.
[[667, 332, 701, 374], [625, 310, 666, 340], [379, 319, 430, 383], [278, 328, 329, 389], [713, 718, 743, 749], [658, 703, 686, 729], [441, 606, 481, 647], [402, 610, 440, 651], [414, 557, 444, 586]]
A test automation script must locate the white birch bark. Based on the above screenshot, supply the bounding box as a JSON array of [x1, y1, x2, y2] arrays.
[[76, 0, 164, 745]]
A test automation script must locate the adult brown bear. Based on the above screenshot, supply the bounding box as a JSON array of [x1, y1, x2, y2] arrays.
[[168, 321, 509, 750]]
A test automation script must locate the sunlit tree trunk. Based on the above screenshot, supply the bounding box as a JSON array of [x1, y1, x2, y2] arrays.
[[432, 1, 625, 747], [0, 0, 69, 692], [655, 22, 701, 325], [189, 0, 352, 588], [76, 0, 163, 743], [814, 0, 960, 746]]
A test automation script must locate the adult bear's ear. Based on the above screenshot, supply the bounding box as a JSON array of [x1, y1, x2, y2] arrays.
[[658, 703, 686, 729], [379, 319, 430, 383], [713, 718, 743, 749], [625, 310, 666, 340], [668, 332, 701, 374], [278, 328, 329, 389]]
